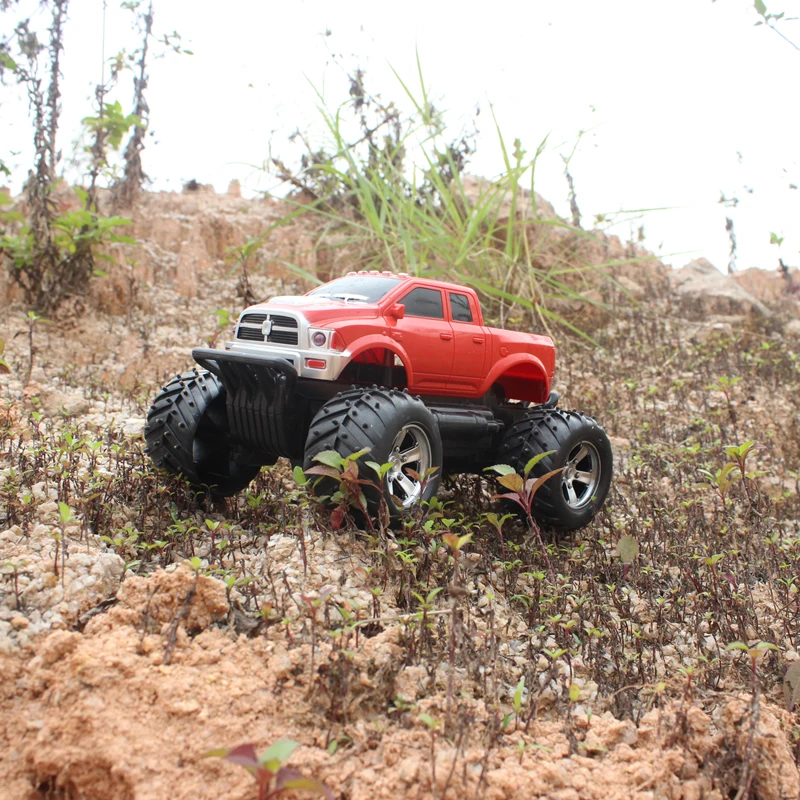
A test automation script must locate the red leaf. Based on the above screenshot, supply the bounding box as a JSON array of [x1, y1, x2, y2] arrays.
[[272, 766, 335, 799], [491, 492, 525, 509], [305, 465, 340, 479], [330, 506, 345, 531], [221, 743, 261, 772], [341, 461, 359, 482]]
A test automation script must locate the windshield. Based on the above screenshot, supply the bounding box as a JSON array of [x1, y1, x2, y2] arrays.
[[308, 275, 401, 304]]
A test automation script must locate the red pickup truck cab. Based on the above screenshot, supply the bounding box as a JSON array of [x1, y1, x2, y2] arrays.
[[226, 271, 555, 404]]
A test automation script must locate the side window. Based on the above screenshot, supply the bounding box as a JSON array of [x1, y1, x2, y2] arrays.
[[450, 292, 473, 323], [400, 287, 444, 319]]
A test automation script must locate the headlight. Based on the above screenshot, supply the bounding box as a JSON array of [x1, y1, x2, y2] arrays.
[[310, 330, 328, 347]]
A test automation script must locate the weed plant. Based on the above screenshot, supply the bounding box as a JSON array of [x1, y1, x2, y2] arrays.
[[267, 60, 645, 334]]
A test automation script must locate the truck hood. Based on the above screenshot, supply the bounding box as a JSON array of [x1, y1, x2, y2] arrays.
[[254, 296, 380, 325]]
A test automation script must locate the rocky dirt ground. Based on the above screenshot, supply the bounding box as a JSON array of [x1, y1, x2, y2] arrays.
[[1, 189, 800, 800]]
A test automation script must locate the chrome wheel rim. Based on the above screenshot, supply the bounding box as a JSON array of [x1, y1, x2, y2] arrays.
[[386, 424, 432, 508], [561, 441, 601, 509]]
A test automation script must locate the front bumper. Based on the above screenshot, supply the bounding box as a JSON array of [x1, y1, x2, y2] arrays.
[[222, 341, 350, 382], [192, 346, 309, 459]]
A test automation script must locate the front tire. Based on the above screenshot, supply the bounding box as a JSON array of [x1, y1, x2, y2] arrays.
[[145, 369, 262, 496], [496, 407, 612, 531], [303, 387, 443, 519]]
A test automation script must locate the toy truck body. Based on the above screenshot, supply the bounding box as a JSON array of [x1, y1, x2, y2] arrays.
[[146, 272, 612, 529], [224, 271, 555, 401]]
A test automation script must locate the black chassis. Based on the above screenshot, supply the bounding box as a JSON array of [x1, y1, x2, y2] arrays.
[[191, 346, 542, 474]]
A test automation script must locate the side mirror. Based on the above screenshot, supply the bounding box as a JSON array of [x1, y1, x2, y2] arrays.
[[387, 303, 405, 320]]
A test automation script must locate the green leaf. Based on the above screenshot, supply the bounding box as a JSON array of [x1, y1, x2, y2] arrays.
[[569, 682, 581, 703], [753, 641, 778, 652], [754, 0, 767, 17], [204, 747, 231, 758], [419, 713, 440, 730], [365, 460, 392, 479], [726, 641, 750, 652], [103, 216, 133, 227], [187, 556, 203, 572], [346, 446, 371, 462], [523, 450, 556, 477], [513, 676, 525, 713], [58, 502, 72, 524], [313, 450, 344, 470], [617, 535, 639, 565], [724, 440, 756, 461], [292, 465, 309, 486], [0, 52, 17, 71], [426, 587, 444, 603], [442, 532, 472, 552], [259, 738, 299, 770], [484, 464, 516, 476]]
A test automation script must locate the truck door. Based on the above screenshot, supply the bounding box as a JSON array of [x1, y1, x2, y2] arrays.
[[448, 291, 488, 393], [392, 286, 453, 391]]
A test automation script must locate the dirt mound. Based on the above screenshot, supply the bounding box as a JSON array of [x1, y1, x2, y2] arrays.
[[2, 598, 797, 800], [111, 566, 229, 634], [2, 561, 799, 799]]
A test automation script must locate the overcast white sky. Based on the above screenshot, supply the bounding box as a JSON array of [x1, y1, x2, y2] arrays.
[[2, 0, 799, 272]]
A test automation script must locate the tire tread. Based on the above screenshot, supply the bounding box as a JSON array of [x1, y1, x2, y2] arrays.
[[304, 387, 441, 518], [496, 407, 612, 530], [145, 369, 259, 495]]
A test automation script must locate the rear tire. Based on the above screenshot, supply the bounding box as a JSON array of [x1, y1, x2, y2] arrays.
[[496, 407, 612, 531], [145, 369, 262, 496], [303, 387, 443, 519]]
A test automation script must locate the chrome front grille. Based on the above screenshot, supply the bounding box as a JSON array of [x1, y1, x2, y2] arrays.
[[237, 327, 266, 342], [266, 314, 297, 329], [236, 311, 300, 346], [240, 313, 267, 324], [267, 330, 298, 345]]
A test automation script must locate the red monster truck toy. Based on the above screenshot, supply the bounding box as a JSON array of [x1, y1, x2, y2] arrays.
[[145, 272, 612, 530]]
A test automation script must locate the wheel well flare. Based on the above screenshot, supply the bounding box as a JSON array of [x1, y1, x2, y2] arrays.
[[494, 362, 549, 403]]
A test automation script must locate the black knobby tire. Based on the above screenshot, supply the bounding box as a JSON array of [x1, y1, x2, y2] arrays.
[[303, 387, 443, 518], [496, 407, 612, 531], [145, 369, 261, 496]]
